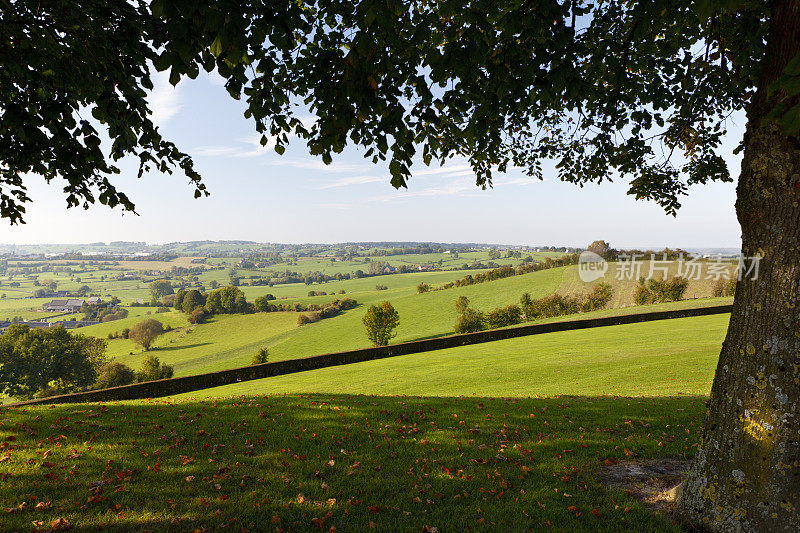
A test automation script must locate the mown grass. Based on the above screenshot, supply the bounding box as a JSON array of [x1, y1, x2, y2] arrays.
[[102, 312, 301, 377], [0, 394, 701, 532], [178, 313, 728, 399], [265, 266, 568, 360]]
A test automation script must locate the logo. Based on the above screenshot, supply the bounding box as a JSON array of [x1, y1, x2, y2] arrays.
[[578, 251, 608, 283]]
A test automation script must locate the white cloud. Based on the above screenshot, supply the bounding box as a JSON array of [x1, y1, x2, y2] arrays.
[[193, 135, 275, 159], [233, 134, 273, 158], [194, 146, 242, 157], [317, 175, 385, 189], [270, 158, 371, 173], [149, 70, 182, 124]]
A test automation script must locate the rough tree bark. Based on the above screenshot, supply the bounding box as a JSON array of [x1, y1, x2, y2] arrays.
[[678, 1, 800, 530]]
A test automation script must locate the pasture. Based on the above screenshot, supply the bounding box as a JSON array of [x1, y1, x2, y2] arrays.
[[0, 249, 733, 532], [178, 312, 728, 399], [0, 310, 725, 532]]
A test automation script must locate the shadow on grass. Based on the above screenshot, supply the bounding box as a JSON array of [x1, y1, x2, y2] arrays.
[[152, 342, 213, 352], [0, 394, 705, 532], [402, 331, 454, 343]]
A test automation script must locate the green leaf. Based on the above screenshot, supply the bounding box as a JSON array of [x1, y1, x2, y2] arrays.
[[210, 35, 224, 57]]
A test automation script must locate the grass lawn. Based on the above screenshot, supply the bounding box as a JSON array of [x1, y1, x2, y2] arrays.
[[0, 394, 701, 532], [103, 312, 301, 377], [178, 313, 728, 399], [265, 266, 568, 360]]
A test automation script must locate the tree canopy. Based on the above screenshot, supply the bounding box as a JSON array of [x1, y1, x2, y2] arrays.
[[0, 324, 106, 399], [0, 0, 777, 223]]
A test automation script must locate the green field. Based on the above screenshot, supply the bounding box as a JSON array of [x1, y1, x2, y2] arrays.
[[178, 312, 728, 399], [1, 253, 735, 394], [83, 263, 733, 380]]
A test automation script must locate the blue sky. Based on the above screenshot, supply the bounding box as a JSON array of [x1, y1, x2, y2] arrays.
[[2, 70, 745, 249]]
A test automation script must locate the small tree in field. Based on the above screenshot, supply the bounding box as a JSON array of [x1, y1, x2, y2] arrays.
[[252, 348, 269, 365], [95, 362, 136, 389], [129, 318, 164, 350], [455, 296, 470, 314], [362, 302, 399, 346], [136, 355, 174, 382]]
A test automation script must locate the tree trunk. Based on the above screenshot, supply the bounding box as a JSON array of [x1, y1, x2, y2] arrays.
[[678, 2, 800, 530]]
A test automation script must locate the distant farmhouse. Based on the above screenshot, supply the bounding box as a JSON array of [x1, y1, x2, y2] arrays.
[[42, 298, 85, 313]]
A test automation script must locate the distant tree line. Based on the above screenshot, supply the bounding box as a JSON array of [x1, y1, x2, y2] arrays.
[[434, 254, 581, 291], [297, 298, 359, 325], [81, 298, 128, 322], [170, 286, 360, 325]]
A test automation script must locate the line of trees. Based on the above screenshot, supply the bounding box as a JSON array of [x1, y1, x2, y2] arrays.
[[454, 283, 614, 334], [634, 276, 690, 305], [297, 298, 359, 325], [434, 254, 580, 291]]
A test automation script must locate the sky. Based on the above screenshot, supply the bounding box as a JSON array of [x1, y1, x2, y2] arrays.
[[1, 70, 746, 249]]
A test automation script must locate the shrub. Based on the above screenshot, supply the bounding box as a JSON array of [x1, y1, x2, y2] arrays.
[[362, 302, 399, 346], [648, 276, 689, 303], [252, 347, 269, 365], [712, 278, 725, 297], [714, 277, 737, 297], [121, 327, 130, 339], [254, 295, 275, 312], [523, 294, 581, 319], [188, 307, 207, 324], [156, 306, 170, 313], [634, 280, 652, 305], [486, 305, 523, 329], [129, 318, 164, 350], [454, 308, 486, 333], [724, 278, 737, 296], [181, 290, 206, 314], [297, 314, 312, 326], [94, 362, 136, 389], [581, 282, 613, 312], [136, 355, 174, 382], [520, 293, 533, 315], [417, 282, 430, 293], [375, 284, 388, 291]]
